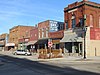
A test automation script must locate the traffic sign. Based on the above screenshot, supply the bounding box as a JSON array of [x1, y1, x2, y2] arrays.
[[48, 42, 53, 47]]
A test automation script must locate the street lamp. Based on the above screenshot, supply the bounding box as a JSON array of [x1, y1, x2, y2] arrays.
[[83, 14, 87, 59]]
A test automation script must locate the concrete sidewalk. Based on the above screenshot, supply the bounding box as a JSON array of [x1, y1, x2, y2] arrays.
[[0, 51, 100, 63]]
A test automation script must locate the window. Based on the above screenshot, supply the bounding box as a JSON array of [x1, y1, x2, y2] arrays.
[[72, 17, 76, 28], [99, 16, 100, 28], [58, 22, 64, 31], [42, 28, 44, 38], [39, 29, 40, 38], [46, 28, 48, 37], [90, 14, 93, 27], [80, 18, 83, 27], [66, 22, 68, 29]]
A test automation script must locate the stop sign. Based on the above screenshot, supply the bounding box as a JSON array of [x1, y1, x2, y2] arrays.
[[48, 42, 53, 47]]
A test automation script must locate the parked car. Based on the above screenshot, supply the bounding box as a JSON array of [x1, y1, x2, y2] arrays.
[[13, 50, 31, 56]]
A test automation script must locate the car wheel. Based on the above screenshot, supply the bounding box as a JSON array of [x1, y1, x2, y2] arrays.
[[25, 53, 28, 56], [14, 52, 17, 55]]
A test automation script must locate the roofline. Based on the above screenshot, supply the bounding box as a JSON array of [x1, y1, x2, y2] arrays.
[[64, 1, 100, 12], [9, 25, 34, 31]]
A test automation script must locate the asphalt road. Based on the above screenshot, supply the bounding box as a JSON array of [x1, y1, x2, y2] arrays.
[[0, 54, 100, 75]]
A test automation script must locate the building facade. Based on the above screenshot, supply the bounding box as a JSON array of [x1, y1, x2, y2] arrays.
[[27, 27, 38, 52], [0, 33, 9, 51], [61, 0, 100, 57], [38, 20, 64, 49], [9, 25, 34, 50]]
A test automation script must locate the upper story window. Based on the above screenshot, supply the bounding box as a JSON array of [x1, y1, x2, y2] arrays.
[[66, 22, 68, 29], [58, 22, 64, 31], [46, 28, 48, 37], [80, 18, 83, 27], [90, 14, 93, 27], [42, 28, 44, 38], [72, 15, 76, 28], [39, 29, 41, 38], [99, 16, 100, 28]]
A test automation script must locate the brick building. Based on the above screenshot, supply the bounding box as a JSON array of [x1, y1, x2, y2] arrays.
[[64, 0, 100, 29], [0, 33, 8, 51], [8, 25, 34, 50], [38, 20, 64, 49], [61, 0, 100, 57], [27, 27, 38, 52]]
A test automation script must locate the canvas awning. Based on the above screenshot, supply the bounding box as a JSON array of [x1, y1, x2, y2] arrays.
[[5, 43, 15, 46], [60, 33, 83, 42], [26, 40, 37, 46]]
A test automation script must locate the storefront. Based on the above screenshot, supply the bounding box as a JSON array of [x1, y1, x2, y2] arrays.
[[60, 30, 83, 56], [5, 43, 15, 51]]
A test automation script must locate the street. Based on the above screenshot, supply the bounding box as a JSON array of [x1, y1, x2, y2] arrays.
[[0, 51, 100, 75]]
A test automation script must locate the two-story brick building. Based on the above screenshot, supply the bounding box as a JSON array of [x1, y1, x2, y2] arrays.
[[61, 0, 100, 57], [8, 25, 34, 50], [27, 27, 38, 52], [37, 20, 64, 49]]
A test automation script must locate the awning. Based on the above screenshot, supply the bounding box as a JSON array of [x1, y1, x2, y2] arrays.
[[27, 40, 37, 45], [36, 39, 48, 44], [5, 43, 15, 46], [60, 33, 83, 42], [0, 44, 4, 47], [0, 43, 4, 46]]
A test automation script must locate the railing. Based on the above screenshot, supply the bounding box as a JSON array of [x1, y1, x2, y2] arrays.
[[37, 49, 63, 59]]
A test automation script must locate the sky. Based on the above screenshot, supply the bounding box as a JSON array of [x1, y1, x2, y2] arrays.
[[0, 0, 99, 34]]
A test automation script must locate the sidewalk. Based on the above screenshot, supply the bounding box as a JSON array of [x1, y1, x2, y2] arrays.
[[0, 51, 100, 63]]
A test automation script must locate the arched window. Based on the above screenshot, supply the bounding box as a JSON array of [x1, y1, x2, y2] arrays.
[[90, 14, 93, 27], [99, 16, 100, 28]]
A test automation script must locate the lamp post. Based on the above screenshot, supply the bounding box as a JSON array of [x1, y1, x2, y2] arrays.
[[83, 14, 87, 59]]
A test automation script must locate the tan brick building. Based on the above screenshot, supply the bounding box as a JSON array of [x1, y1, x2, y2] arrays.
[[0, 33, 9, 51], [9, 25, 34, 47], [61, 0, 100, 57]]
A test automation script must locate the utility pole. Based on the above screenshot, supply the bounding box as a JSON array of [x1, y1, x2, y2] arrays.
[[83, 14, 87, 59]]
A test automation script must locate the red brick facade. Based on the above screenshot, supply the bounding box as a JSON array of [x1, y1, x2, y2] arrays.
[[48, 30, 64, 39], [64, 0, 100, 29], [30, 27, 38, 41], [38, 20, 49, 39]]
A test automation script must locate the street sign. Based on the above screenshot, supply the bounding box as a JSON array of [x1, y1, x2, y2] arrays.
[[48, 42, 53, 47]]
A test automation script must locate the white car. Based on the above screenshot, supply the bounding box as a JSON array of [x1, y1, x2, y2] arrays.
[[13, 50, 31, 56]]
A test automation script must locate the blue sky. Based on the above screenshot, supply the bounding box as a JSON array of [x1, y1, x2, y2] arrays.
[[0, 0, 99, 34]]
